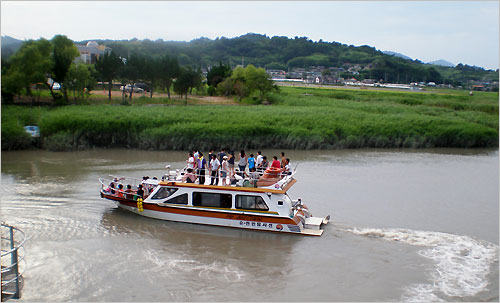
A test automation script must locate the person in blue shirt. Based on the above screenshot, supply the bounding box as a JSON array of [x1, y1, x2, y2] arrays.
[[248, 154, 256, 171]]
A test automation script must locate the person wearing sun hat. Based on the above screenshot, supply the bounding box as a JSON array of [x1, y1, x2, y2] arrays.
[[221, 155, 229, 186]]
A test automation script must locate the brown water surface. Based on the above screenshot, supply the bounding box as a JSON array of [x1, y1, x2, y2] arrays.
[[1, 148, 498, 301]]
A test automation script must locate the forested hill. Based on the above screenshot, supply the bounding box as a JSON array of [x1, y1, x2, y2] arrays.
[[91, 33, 498, 85], [2, 33, 498, 86]]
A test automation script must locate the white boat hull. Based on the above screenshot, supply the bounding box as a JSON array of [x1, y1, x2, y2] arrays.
[[115, 201, 325, 235]]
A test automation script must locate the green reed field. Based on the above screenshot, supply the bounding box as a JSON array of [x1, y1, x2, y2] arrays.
[[2, 86, 498, 151]]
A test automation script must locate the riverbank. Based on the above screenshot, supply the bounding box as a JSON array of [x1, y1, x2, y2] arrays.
[[2, 87, 498, 151]]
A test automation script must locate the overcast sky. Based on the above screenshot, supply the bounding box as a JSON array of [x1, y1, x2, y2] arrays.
[[1, 1, 498, 70]]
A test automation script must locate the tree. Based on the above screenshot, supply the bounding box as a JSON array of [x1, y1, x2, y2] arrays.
[[122, 53, 145, 100], [159, 56, 180, 99], [51, 35, 79, 103], [173, 67, 202, 100], [243, 65, 277, 99], [206, 62, 232, 87], [2, 38, 52, 104], [220, 65, 276, 101], [66, 63, 97, 102], [173, 67, 191, 100], [95, 51, 123, 101], [144, 56, 161, 98]]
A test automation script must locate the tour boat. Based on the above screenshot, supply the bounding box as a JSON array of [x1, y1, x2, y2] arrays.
[[99, 167, 330, 236]]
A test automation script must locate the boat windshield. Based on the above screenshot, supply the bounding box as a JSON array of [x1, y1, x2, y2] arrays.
[[151, 187, 178, 200]]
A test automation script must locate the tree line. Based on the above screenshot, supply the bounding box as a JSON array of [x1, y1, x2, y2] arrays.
[[1, 35, 277, 104], [97, 33, 498, 86]]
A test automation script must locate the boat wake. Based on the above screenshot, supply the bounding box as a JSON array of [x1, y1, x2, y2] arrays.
[[144, 249, 246, 282], [347, 227, 499, 302]]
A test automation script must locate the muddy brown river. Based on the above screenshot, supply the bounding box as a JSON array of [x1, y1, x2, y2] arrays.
[[1, 148, 498, 301]]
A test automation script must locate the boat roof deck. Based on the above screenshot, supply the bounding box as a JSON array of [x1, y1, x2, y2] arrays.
[[159, 178, 297, 194]]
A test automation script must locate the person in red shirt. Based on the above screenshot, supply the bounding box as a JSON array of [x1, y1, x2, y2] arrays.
[[271, 156, 281, 169]]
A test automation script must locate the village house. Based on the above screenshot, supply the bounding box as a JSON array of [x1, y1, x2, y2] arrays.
[[75, 41, 111, 64]]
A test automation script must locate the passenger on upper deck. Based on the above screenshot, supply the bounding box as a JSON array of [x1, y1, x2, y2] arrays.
[[186, 152, 196, 169], [248, 167, 260, 187], [238, 150, 247, 176], [283, 158, 292, 175], [221, 156, 229, 186], [218, 148, 226, 162], [183, 168, 196, 183], [210, 155, 220, 185], [228, 151, 235, 177], [197, 152, 207, 185], [271, 156, 281, 169], [248, 154, 256, 171], [258, 156, 269, 173], [256, 151, 263, 169]]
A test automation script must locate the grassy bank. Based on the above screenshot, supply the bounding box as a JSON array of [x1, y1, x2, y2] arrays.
[[2, 87, 498, 151]]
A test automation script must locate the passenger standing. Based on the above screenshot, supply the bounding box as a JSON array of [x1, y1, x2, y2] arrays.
[[256, 151, 263, 169], [186, 152, 196, 169], [228, 151, 235, 178], [221, 156, 229, 186], [281, 152, 286, 168], [248, 154, 256, 171], [194, 150, 199, 160], [238, 150, 247, 176], [218, 148, 226, 162], [210, 154, 220, 185], [197, 152, 207, 185], [207, 149, 214, 165]]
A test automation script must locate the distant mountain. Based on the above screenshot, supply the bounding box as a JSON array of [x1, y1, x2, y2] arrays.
[[2, 35, 23, 47], [427, 59, 455, 67], [382, 50, 412, 61], [1, 35, 24, 60]]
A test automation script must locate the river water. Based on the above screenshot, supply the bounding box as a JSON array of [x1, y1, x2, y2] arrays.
[[1, 148, 498, 302]]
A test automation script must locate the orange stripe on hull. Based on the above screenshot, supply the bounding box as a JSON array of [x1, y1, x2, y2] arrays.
[[103, 194, 298, 225]]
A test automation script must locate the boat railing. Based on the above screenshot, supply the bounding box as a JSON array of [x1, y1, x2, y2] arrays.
[[177, 166, 296, 189], [99, 166, 296, 195], [1, 223, 26, 300], [99, 177, 158, 200]]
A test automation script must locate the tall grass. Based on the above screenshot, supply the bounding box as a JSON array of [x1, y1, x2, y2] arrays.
[[2, 87, 498, 150]]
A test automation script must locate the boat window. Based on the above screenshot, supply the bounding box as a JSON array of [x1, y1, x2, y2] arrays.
[[192, 192, 232, 208], [236, 195, 269, 211], [165, 193, 188, 205], [151, 187, 178, 200]]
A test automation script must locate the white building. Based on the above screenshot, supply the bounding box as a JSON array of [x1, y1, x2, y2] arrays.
[[75, 41, 111, 64]]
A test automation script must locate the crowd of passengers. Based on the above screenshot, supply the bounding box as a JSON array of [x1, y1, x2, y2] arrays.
[[183, 149, 292, 186], [103, 149, 293, 200], [104, 176, 158, 201]]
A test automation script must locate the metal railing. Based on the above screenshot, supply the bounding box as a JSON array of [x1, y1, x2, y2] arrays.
[[1, 223, 26, 301]]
